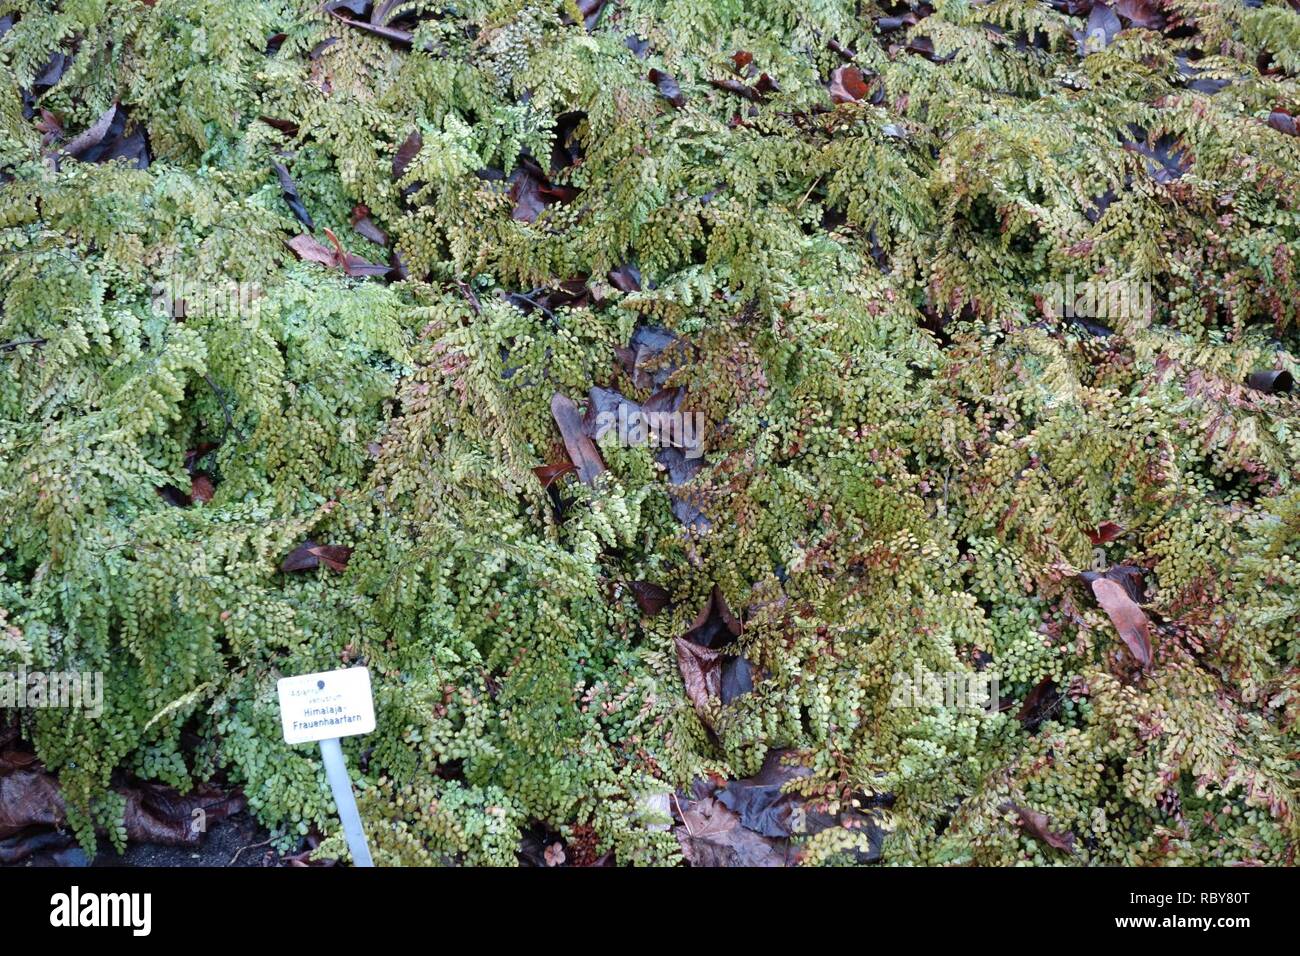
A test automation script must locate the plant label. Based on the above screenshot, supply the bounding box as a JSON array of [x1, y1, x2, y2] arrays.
[[277, 667, 375, 744]]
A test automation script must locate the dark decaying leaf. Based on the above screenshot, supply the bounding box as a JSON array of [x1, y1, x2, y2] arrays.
[[1267, 111, 1298, 137], [0, 828, 77, 865], [658, 447, 710, 530], [1123, 129, 1191, 183], [625, 34, 650, 59], [62, 104, 149, 168], [281, 539, 354, 573], [310, 37, 340, 60], [508, 157, 579, 223], [1008, 803, 1076, 853], [583, 386, 634, 438], [532, 459, 576, 489], [350, 204, 388, 245], [551, 111, 586, 171], [1176, 57, 1233, 95], [732, 50, 754, 72], [1075, 2, 1122, 55], [1090, 577, 1153, 669], [550, 392, 606, 484], [392, 129, 422, 181], [608, 263, 641, 292], [0, 766, 245, 860], [322, 0, 369, 13], [1085, 521, 1124, 544], [621, 323, 686, 389], [720, 655, 754, 704], [286, 230, 390, 278], [258, 115, 300, 137], [1115, 0, 1165, 29], [829, 66, 869, 104], [675, 636, 722, 718], [575, 0, 609, 31], [0, 770, 63, 839], [675, 796, 788, 867], [648, 68, 686, 108], [121, 783, 245, 847], [1081, 563, 1147, 604], [683, 585, 741, 648], [1246, 369, 1294, 394], [1017, 678, 1061, 730], [631, 581, 671, 616], [32, 52, 70, 95], [273, 161, 315, 229], [715, 750, 826, 838], [709, 77, 763, 102]]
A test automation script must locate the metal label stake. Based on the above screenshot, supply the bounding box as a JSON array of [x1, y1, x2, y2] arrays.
[[277, 667, 377, 867]]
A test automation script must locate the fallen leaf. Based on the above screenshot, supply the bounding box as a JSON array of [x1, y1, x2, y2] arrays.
[[61, 104, 149, 168], [258, 116, 299, 137], [392, 129, 422, 180], [1017, 678, 1061, 730], [608, 263, 642, 292], [675, 636, 721, 717], [190, 474, 215, 504], [350, 204, 388, 245], [286, 230, 389, 278], [1075, 2, 1122, 55], [675, 796, 787, 866], [1085, 521, 1124, 545], [1115, 0, 1164, 29], [550, 393, 605, 484], [630, 581, 671, 616], [709, 77, 763, 102], [1091, 577, 1153, 668], [720, 655, 754, 704], [829, 66, 869, 104], [683, 585, 741, 648], [281, 540, 354, 573], [648, 68, 686, 108], [1008, 803, 1076, 853], [1267, 111, 1298, 137], [508, 157, 578, 223], [533, 459, 576, 489], [715, 750, 825, 838], [273, 161, 315, 229]]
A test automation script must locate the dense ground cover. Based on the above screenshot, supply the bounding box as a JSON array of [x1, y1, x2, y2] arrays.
[[1, 0, 1298, 866]]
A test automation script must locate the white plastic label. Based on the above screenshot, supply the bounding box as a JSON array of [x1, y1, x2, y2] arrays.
[[277, 667, 375, 744]]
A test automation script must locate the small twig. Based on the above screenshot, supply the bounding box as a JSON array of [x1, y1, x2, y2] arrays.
[[229, 837, 273, 867], [671, 791, 693, 837], [203, 373, 234, 447], [453, 279, 481, 315], [796, 174, 824, 210], [1, 337, 46, 351]]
